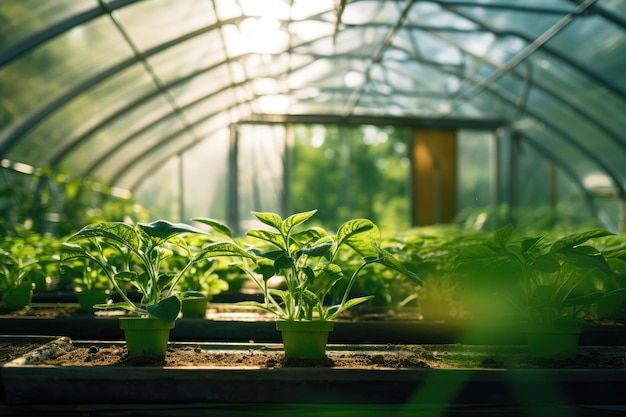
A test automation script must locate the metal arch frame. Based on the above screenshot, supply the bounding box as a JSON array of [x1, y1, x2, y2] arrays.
[[0, 1, 623, 202], [2, 1, 622, 156], [439, 2, 626, 99], [0, 0, 618, 151], [35, 18, 626, 175], [48, 15, 624, 178], [0, 0, 141, 67], [0, 13, 250, 158], [61, 45, 625, 201]]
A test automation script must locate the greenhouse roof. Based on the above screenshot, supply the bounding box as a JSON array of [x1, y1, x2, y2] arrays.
[[0, 0, 625, 225]]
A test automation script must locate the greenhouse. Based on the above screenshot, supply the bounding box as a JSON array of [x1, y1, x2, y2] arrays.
[[0, 1, 625, 416]]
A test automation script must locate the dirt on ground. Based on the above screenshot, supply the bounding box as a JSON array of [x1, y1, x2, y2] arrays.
[[24, 342, 626, 369]]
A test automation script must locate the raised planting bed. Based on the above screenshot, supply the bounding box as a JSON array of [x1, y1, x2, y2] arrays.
[[2, 337, 626, 415], [3, 303, 626, 347]]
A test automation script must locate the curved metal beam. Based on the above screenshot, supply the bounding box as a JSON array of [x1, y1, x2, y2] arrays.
[[0, 0, 140, 67]]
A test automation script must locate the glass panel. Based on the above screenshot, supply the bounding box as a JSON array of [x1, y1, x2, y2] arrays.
[[457, 130, 494, 211], [90, 115, 187, 180], [8, 65, 157, 167], [0, 0, 94, 54], [61, 96, 173, 176], [553, 16, 626, 88], [133, 158, 180, 219], [0, 15, 132, 140], [182, 132, 230, 220], [112, 0, 217, 52], [169, 65, 234, 107], [237, 124, 285, 229], [148, 31, 227, 84]]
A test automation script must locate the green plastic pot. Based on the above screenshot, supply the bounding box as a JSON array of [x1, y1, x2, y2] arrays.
[[181, 296, 209, 318], [276, 320, 334, 360], [523, 319, 584, 360], [75, 289, 110, 313], [2, 283, 34, 311], [119, 317, 175, 358]]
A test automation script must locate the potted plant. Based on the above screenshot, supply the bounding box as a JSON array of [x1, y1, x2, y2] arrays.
[[173, 258, 229, 318], [60, 220, 252, 357], [60, 252, 112, 313], [457, 225, 625, 359], [197, 210, 422, 360], [0, 235, 49, 311]]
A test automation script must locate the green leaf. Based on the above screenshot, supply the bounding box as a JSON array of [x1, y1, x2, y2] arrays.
[[94, 302, 135, 311], [301, 266, 315, 283], [336, 219, 378, 258], [530, 253, 561, 273], [247, 229, 286, 250], [114, 270, 137, 282], [193, 241, 256, 262], [563, 247, 612, 273], [314, 263, 343, 288], [297, 240, 333, 258], [235, 301, 278, 316], [60, 243, 93, 262], [68, 222, 139, 251], [521, 236, 543, 254], [269, 289, 291, 305], [551, 229, 615, 253], [145, 295, 181, 322], [254, 259, 276, 281], [563, 292, 605, 307], [191, 218, 234, 238], [251, 212, 283, 231], [375, 245, 422, 284], [493, 224, 514, 247], [274, 255, 293, 270], [138, 220, 207, 246], [179, 290, 206, 300], [281, 210, 317, 235], [157, 273, 175, 292], [326, 295, 374, 320]]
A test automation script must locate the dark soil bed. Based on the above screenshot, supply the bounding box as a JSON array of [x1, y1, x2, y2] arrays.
[[33, 342, 626, 369]]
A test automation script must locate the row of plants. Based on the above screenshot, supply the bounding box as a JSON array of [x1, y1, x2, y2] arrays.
[[2, 210, 626, 361]]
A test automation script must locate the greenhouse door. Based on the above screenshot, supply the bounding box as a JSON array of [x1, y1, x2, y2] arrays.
[[411, 129, 457, 225]]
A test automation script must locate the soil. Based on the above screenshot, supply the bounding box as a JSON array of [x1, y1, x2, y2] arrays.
[[30, 342, 626, 369], [0, 343, 41, 364]]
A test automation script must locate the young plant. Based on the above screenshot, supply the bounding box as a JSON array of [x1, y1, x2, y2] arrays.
[[199, 210, 421, 321], [60, 220, 252, 322], [0, 234, 53, 308], [457, 224, 625, 322]]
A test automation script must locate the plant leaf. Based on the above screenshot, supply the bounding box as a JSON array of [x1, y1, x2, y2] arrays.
[[551, 229, 615, 253], [67, 222, 139, 251], [94, 302, 135, 311], [493, 224, 514, 247], [191, 218, 234, 238], [297, 240, 333, 258], [373, 244, 422, 284], [336, 219, 377, 257], [251, 212, 283, 231], [145, 295, 181, 322], [247, 229, 286, 250], [530, 253, 561, 273], [235, 301, 278, 316], [281, 210, 317, 235], [60, 243, 93, 262], [193, 241, 256, 262], [326, 295, 374, 320], [138, 220, 207, 246]]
